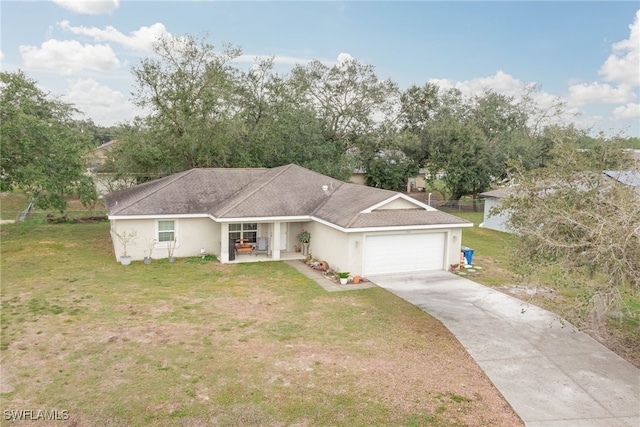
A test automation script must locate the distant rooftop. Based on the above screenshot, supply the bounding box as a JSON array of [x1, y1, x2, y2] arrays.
[[604, 170, 640, 187]]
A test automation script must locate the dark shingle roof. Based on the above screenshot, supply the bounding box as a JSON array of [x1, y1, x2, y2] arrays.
[[104, 168, 269, 216], [104, 164, 470, 229], [479, 188, 513, 199], [604, 170, 640, 187], [347, 210, 470, 228]]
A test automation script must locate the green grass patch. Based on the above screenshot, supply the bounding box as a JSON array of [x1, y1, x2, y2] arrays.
[[443, 210, 516, 287], [0, 220, 521, 426], [0, 191, 30, 221], [0, 191, 106, 222]]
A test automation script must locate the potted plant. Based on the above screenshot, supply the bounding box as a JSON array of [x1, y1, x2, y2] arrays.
[[167, 237, 177, 263], [336, 272, 350, 285], [297, 229, 311, 255], [114, 230, 137, 265], [144, 239, 157, 264], [450, 263, 459, 272]]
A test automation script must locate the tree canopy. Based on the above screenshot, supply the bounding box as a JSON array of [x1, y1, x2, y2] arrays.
[[117, 34, 573, 193], [496, 134, 639, 326], [0, 70, 97, 212], [5, 33, 637, 212], [397, 84, 565, 202]]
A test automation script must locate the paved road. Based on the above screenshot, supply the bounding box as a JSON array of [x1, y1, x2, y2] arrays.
[[369, 271, 640, 427]]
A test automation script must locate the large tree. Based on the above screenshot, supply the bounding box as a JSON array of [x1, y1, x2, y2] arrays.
[[232, 57, 352, 179], [290, 56, 398, 151], [497, 133, 639, 326], [398, 84, 560, 206], [121, 37, 354, 180], [410, 87, 504, 205], [128, 34, 242, 172], [363, 148, 418, 191], [0, 71, 96, 212]]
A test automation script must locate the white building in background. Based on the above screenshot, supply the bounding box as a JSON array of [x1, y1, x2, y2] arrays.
[[479, 188, 513, 234]]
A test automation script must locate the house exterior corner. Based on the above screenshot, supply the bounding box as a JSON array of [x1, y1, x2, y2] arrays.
[[110, 217, 220, 261]]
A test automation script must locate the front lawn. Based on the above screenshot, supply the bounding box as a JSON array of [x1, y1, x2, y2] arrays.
[[0, 191, 106, 222], [440, 210, 516, 287], [0, 220, 521, 426]]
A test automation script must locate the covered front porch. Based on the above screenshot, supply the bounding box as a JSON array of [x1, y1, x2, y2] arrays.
[[218, 220, 311, 264]]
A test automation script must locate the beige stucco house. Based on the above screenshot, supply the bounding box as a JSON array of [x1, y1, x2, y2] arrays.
[[85, 139, 119, 171], [104, 164, 472, 275]]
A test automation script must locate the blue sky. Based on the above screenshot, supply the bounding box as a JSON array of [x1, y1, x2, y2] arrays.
[[1, 1, 639, 137]]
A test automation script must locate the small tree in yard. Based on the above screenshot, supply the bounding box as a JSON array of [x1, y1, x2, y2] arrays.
[[495, 135, 639, 330], [114, 230, 138, 257]]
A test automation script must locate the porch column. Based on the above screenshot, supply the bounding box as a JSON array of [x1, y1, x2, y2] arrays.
[[220, 222, 229, 263], [272, 222, 281, 261]]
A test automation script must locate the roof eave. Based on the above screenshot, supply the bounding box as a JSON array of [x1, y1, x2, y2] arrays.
[[311, 215, 472, 233], [108, 213, 211, 220]]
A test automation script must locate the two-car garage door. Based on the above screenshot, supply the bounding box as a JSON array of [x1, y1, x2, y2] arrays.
[[363, 233, 446, 275]]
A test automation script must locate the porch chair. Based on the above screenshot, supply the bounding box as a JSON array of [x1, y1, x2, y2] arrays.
[[254, 237, 269, 256]]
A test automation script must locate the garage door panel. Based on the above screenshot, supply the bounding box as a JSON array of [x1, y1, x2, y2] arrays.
[[364, 233, 445, 275]]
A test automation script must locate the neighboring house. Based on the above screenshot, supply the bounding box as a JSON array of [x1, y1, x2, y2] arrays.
[[604, 170, 640, 195], [407, 169, 427, 192], [349, 168, 445, 192], [85, 139, 119, 172], [104, 164, 472, 275], [480, 168, 640, 234], [478, 187, 514, 233], [84, 140, 138, 196], [406, 169, 446, 193], [349, 167, 366, 185]]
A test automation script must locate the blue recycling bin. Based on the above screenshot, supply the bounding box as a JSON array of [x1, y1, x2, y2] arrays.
[[461, 246, 474, 265]]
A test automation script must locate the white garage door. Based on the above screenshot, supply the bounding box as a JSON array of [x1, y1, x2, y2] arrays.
[[363, 233, 446, 275]]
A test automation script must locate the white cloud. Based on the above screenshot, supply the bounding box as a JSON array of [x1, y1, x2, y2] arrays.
[[427, 71, 585, 132], [612, 103, 640, 120], [58, 20, 170, 53], [568, 82, 637, 106], [337, 52, 354, 64], [19, 39, 120, 75], [428, 70, 525, 97], [598, 9, 640, 87], [52, 0, 119, 15], [63, 78, 137, 126], [234, 54, 313, 66], [234, 52, 356, 68]]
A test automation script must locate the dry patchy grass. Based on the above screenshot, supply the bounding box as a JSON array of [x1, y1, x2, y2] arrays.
[[0, 221, 522, 426]]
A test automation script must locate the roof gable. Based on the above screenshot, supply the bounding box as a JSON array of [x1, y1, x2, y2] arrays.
[[364, 193, 434, 212], [213, 164, 345, 218]]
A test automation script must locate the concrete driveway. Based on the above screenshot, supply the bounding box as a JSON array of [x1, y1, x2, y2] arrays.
[[369, 271, 640, 427]]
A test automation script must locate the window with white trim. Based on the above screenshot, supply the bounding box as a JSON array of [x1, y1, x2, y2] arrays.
[[158, 220, 176, 243], [229, 223, 257, 243]]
